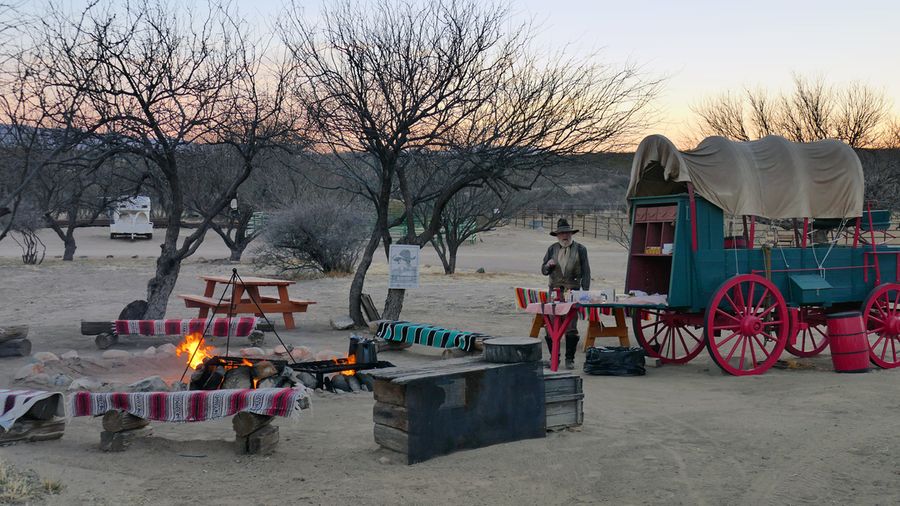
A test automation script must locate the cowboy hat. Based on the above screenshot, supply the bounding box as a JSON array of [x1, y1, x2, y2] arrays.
[[549, 218, 579, 236]]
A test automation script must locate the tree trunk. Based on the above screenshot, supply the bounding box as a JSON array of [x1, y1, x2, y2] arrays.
[[229, 247, 244, 262], [447, 242, 459, 275], [144, 247, 182, 319], [382, 288, 406, 321], [349, 227, 382, 326], [62, 230, 77, 261]]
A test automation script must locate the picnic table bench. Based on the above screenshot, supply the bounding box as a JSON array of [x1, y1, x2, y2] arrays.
[[178, 275, 316, 330]]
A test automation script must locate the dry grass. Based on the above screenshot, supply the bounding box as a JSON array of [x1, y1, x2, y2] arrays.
[[0, 459, 62, 504]]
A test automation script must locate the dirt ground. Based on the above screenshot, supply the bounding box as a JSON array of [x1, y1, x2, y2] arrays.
[[1, 226, 898, 505]]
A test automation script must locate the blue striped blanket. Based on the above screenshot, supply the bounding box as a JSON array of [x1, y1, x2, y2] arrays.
[[374, 321, 487, 352]]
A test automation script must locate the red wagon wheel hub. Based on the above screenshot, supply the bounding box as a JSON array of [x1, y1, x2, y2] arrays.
[[739, 316, 764, 335], [887, 316, 900, 336]]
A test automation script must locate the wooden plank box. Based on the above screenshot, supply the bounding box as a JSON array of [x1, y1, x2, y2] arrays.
[[371, 357, 546, 464], [543, 371, 584, 431]]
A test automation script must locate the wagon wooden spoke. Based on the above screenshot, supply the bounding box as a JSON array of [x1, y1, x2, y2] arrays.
[[716, 308, 741, 324], [751, 335, 771, 358], [632, 310, 705, 364], [682, 326, 702, 343], [862, 283, 900, 369], [752, 288, 770, 314]]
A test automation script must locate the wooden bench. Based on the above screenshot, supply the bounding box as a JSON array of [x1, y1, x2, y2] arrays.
[[71, 388, 310, 454]]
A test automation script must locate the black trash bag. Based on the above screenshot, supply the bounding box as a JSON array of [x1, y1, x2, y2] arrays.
[[583, 346, 646, 376]]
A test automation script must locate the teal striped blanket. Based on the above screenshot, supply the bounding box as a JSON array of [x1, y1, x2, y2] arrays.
[[374, 321, 486, 352]]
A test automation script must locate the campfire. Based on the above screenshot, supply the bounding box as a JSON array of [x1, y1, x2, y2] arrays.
[[177, 333, 394, 392]]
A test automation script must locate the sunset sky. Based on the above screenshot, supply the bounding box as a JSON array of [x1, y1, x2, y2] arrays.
[[243, 0, 900, 147]]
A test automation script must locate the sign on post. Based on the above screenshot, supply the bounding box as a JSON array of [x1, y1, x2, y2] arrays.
[[388, 244, 420, 289]]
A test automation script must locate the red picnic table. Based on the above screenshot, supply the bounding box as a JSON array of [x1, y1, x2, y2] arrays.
[[178, 275, 316, 330], [525, 301, 580, 371]]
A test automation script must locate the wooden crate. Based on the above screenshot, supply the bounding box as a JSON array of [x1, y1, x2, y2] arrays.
[[543, 372, 584, 430], [370, 357, 546, 464]]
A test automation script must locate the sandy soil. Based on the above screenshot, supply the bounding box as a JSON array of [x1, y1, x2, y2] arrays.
[[0, 227, 898, 505]]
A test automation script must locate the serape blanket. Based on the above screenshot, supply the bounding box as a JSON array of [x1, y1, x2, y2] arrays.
[[69, 387, 309, 422], [375, 321, 486, 352], [113, 317, 259, 337], [0, 389, 65, 430], [513, 287, 610, 320]]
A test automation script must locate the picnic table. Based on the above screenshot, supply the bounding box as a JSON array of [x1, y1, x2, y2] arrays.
[[178, 275, 315, 330]]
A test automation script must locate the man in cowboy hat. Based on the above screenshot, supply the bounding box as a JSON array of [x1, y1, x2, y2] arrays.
[[541, 218, 591, 369]]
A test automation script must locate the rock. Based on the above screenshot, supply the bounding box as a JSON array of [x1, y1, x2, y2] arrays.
[[357, 372, 375, 392], [296, 372, 318, 389], [273, 344, 294, 355], [128, 376, 169, 392], [156, 343, 177, 356], [330, 316, 356, 330], [247, 330, 265, 346], [476, 267, 486, 273], [68, 377, 102, 391], [52, 374, 73, 387], [106, 255, 114, 259], [33, 351, 60, 363], [141, 346, 157, 358], [288, 346, 313, 362], [346, 375, 361, 392], [315, 350, 341, 361], [14, 363, 44, 380], [330, 374, 351, 392], [60, 350, 79, 360], [240, 347, 265, 358], [378, 456, 392, 465], [253, 361, 278, 380], [257, 377, 279, 389], [102, 350, 132, 360], [28, 373, 51, 385]]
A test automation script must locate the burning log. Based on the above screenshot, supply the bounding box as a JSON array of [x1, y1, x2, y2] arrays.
[[203, 366, 226, 390], [222, 366, 253, 390]]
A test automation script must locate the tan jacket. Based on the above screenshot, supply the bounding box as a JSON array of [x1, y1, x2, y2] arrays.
[[541, 241, 590, 290]]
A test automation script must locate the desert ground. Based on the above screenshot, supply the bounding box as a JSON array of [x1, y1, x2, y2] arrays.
[[1, 226, 898, 505]]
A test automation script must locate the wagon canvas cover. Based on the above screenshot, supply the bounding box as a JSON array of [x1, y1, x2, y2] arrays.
[[627, 135, 864, 219]]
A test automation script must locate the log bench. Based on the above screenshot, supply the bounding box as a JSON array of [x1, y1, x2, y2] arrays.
[[80, 318, 273, 349], [0, 391, 66, 444], [69, 388, 310, 454]]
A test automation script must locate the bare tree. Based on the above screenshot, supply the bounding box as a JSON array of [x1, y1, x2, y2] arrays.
[[692, 74, 890, 149], [283, 0, 661, 324], [24, 1, 298, 318], [417, 183, 533, 274]]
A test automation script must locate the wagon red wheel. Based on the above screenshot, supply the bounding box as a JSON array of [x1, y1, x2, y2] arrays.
[[785, 307, 829, 357], [861, 283, 900, 369], [705, 274, 789, 376], [632, 309, 705, 364]]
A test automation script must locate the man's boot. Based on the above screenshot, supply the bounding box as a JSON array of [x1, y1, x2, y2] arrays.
[[564, 331, 579, 370]]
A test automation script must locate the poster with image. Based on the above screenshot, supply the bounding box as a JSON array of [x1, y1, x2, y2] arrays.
[[389, 244, 420, 289]]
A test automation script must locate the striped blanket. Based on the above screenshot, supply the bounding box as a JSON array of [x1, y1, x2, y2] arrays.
[[113, 317, 259, 337], [69, 387, 309, 423], [375, 321, 485, 352], [0, 389, 65, 430], [513, 287, 610, 321]]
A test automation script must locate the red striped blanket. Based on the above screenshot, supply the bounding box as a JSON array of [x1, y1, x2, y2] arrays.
[[0, 389, 66, 430], [69, 387, 309, 422], [113, 317, 258, 337], [513, 287, 610, 321]]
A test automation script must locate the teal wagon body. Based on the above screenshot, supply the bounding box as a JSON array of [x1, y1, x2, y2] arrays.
[[600, 134, 900, 375]]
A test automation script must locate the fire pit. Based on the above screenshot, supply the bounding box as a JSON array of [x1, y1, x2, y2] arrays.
[[178, 331, 395, 392]]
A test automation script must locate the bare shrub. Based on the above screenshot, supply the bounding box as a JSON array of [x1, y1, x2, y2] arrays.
[[256, 199, 369, 275]]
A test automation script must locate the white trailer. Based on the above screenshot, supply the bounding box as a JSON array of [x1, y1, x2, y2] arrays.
[[109, 196, 154, 240]]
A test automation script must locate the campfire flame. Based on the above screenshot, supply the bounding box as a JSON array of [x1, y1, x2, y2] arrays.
[[340, 354, 357, 376], [176, 332, 216, 369]]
